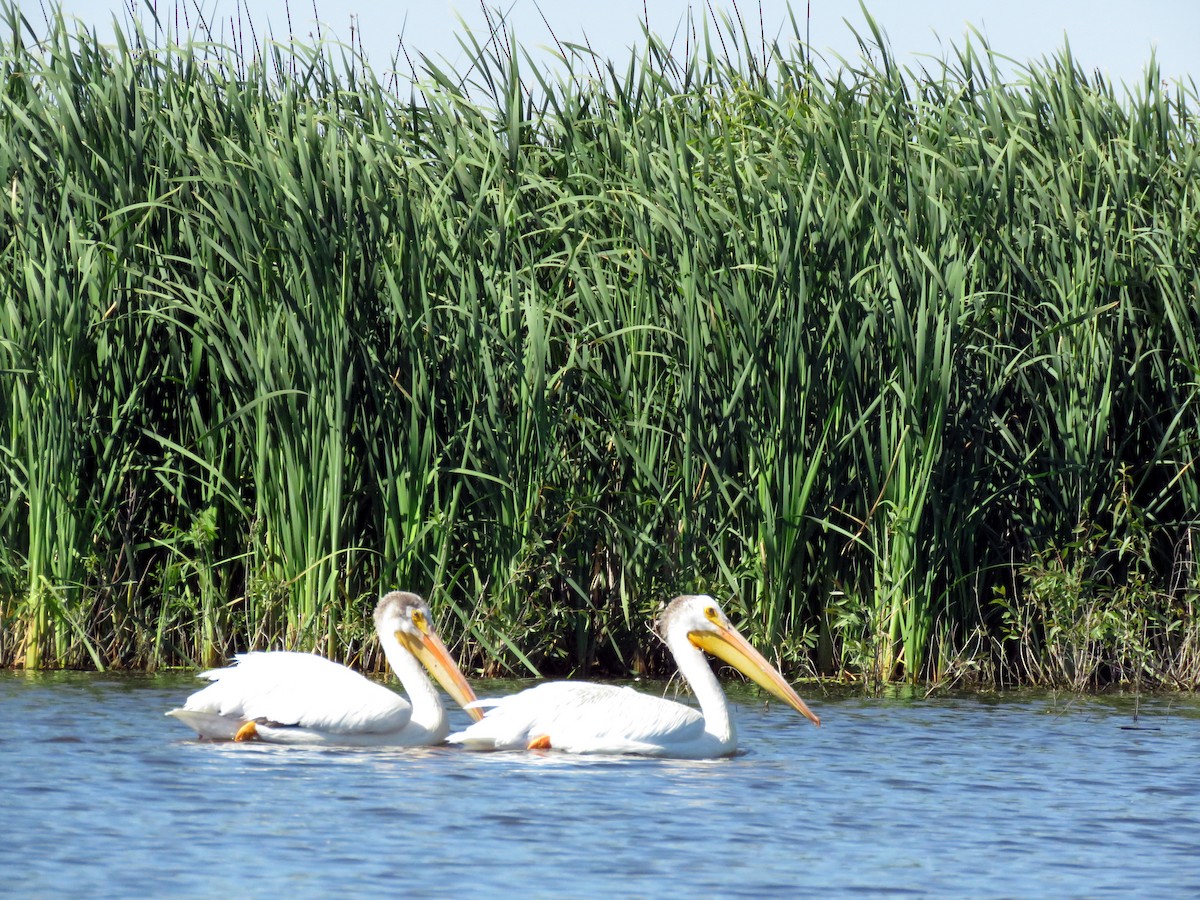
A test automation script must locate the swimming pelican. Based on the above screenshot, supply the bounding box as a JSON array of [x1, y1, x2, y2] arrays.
[[166, 591, 482, 746], [448, 594, 819, 758]]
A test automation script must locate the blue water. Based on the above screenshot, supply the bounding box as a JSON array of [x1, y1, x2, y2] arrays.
[[2, 672, 1198, 897]]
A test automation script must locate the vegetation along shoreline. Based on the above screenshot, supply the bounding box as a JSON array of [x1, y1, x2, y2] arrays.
[[1, 5, 1198, 689]]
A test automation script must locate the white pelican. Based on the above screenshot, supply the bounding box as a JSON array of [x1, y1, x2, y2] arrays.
[[166, 591, 482, 746], [448, 594, 819, 758]]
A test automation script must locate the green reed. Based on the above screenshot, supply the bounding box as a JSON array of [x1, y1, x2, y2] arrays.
[[1, 4, 1197, 686]]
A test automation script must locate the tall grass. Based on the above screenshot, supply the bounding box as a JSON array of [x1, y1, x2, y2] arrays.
[[1, 4, 1198, 686]]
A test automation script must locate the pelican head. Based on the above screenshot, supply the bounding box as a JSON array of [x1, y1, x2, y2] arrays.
[[657, 594, 820, 727], [376, 591, 483, 720]]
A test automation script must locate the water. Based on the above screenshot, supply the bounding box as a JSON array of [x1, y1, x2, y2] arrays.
[[3, 672, 1199, 897]]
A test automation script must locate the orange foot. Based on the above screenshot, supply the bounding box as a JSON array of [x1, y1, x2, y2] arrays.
[[527, 734, 552, 750], [234, 721, 259, 742]]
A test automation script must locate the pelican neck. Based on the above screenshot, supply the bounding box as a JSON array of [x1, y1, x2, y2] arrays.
[[666, 627, 736, 747], [379, 629, 447, 738]]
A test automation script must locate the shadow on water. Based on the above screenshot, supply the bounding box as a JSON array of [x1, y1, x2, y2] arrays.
[[2, 671, 1200, 896]]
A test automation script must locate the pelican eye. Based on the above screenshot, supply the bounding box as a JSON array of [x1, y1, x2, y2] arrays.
[[704, 605, 720, 622], [412, 610, 428, 632]]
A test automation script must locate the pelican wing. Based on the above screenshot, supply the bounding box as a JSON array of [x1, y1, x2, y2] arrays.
[[176, 651, 412, 735], [449, 681, 705, 754]]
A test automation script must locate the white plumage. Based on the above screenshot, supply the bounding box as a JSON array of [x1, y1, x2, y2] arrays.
[[457, 682, 706, 756], [167, 591, 481, 746], [449, 594, 819, 758]]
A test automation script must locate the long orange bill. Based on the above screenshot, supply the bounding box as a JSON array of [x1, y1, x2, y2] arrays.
[[397, 627, 484, 721], [690, 624, 820, 727]]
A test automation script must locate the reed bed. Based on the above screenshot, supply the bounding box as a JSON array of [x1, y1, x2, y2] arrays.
[[1, 5, 1198, 686]]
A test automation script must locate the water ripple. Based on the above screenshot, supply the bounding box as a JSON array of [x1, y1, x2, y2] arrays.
[[3, 674, 1200, 897]]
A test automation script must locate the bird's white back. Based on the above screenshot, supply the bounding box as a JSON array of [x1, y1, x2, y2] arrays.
[[186, 651, 412, 735]]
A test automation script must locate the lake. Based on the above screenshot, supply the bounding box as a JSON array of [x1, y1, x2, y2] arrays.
[[2, 672, 1198, 896]]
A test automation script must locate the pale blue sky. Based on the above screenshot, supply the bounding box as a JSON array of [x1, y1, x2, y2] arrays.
[[31, 1, 1200, 88]]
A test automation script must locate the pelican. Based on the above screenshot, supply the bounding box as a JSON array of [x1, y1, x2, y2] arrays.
[[448, 594, 819, 758], [166, 591, 482, 745]]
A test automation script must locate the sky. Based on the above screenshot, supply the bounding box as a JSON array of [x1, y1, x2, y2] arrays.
[[28, 0, 1200, 89]]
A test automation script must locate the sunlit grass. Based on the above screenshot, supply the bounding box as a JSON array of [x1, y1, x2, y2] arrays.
[[0, 3, 1197, 686]]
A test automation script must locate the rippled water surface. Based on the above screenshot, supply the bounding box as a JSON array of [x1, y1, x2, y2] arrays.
[[3, 672, 1199, 897]]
